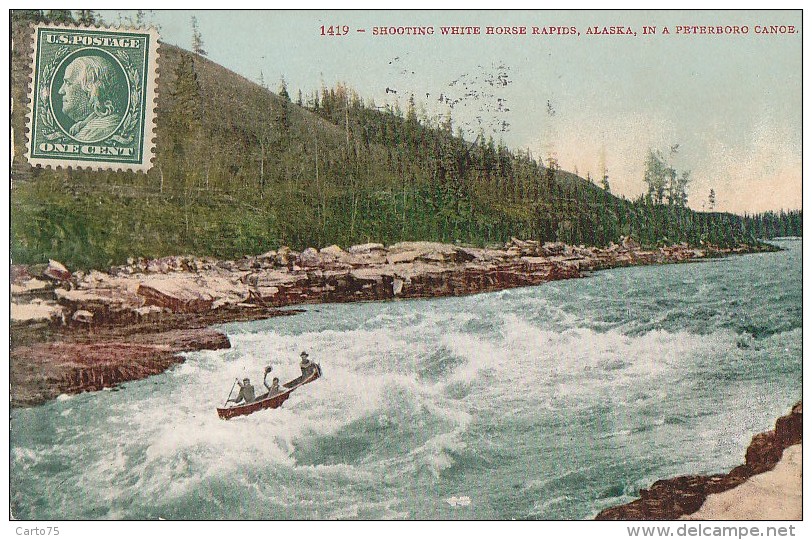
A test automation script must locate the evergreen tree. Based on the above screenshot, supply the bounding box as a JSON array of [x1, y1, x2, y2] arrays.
[[191, 16, 207, 56], [406, 94, 418, 125], [163, 53, 204, 185], [279, 77, 291, 101], [48, 9, 74, 23], [675, 170, 690, 207], [77, 9, 96, 25], [643, 149, 667, 205], [12, 9, 44, 22]]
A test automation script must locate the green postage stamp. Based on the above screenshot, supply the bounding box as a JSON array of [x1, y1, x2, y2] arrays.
[[26, 25, 159, 171]]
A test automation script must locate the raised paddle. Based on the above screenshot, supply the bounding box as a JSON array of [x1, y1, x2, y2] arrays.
[[223, 379, 238, 407]]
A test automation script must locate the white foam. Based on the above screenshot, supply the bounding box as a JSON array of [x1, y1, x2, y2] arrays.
[[10, 263, 801, 519]]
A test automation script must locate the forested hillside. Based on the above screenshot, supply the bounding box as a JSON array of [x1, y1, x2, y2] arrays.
[[10, 13, 799, 270]]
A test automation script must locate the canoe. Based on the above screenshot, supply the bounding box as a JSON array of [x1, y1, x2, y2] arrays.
[[216, 365, 321, 420]]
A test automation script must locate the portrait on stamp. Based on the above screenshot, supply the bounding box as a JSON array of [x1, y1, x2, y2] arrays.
[[55, 51, 128, 143], [26, 26, 158, 171]]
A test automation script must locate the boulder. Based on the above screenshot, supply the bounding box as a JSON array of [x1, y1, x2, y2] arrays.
[[348, 242, 385, 254], [245, 287, 279, 305], [11, 299, 65, 324], [275, 246, 297, 266], [43, 259, 71, 282], [10, 278, 50, 295], [452, 247, 478, 262], [134, 305, 164, 316], [339, 251, 389, 267], [71, 310, 94, 324], [389, 241, 459, 263], [77, 270, 114, 289], [621, 236, 641, 251], [146, 258, 171, 274], [521, 256, 551, 271], [387, 250, 421, 264], [320, 245, 345, 257], [216, 260, 238, 272], [298, 247, 321, 267], [468, 248, 512, 262], [253, 269, 307, 287], [10, 265, 32, 283], [55, 287, 130, 307], [540, 242, 566, 256], [256, 249, 277, 261], [350, 268, 389, 282], [506, 237, 540, 255], [137, 277, 214, 313]]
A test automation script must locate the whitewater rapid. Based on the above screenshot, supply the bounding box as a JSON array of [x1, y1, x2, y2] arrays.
[[11, 240, 801, 519]]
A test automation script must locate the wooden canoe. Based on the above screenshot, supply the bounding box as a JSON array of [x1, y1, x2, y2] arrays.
[[216, 365, 321, 420]]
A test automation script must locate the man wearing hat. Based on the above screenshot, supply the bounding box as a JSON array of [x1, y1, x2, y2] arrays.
[[299, 350, 323, 378], [228, 377, 256, 404], [299, 351, 315, 376]]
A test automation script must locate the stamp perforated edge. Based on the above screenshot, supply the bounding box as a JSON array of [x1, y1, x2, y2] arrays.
[[23, 23, 160, 173]]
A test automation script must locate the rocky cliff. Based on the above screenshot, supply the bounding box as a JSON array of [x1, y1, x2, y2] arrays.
[[11, 328, 231, 407], [595, 402, 802, 520]]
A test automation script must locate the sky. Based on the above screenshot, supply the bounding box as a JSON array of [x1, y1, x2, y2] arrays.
[[103, 9, 802, 214]]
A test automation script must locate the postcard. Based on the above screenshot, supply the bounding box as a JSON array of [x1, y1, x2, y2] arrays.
[[9, 9, 801, 525]]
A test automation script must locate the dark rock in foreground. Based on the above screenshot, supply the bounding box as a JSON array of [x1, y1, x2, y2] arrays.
[[595, 402, 802, 520], [10, 328, 231, 407]]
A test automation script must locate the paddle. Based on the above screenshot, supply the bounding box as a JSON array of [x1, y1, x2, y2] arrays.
[[223, 379, 238, 407]]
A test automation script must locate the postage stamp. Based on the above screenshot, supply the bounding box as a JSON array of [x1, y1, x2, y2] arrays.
[[25, 24, 159, 172]]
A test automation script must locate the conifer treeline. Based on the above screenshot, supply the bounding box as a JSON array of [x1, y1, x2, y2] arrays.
[[742, 210, 802, 240], [10, 11, 800, 270], [309, 84, 799, 247]]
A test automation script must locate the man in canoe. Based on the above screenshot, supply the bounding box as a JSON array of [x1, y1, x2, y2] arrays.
[[263, 365, 281, 396], [228, 377, 256, 404], [265, 376, 281, 396], [299, 351, 323, 378], [300, 351, 313, 373]]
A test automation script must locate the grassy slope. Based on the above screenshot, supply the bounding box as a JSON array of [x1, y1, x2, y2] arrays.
[[12, 35, 351, 268], [11, 24, 763, 270]]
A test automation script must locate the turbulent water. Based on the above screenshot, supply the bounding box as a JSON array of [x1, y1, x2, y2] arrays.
[[11, 240, 801, 520]]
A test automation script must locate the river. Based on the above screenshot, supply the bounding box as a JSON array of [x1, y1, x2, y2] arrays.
[[10, 239, 801, 519]]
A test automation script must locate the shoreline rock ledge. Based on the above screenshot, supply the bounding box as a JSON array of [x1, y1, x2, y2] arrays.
[[10, 238, 774, 407], [595, 402, 802, 520], [11, 328, 231, 408], [11, 238, 768, 333]]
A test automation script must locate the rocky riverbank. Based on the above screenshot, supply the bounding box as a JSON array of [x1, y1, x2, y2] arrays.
[[595, 402, 802, 520], [10, 328, 231, 408], [11, 238, 773, 407]]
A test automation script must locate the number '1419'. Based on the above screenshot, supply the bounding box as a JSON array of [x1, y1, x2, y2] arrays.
[[321, 25, 349, 36]]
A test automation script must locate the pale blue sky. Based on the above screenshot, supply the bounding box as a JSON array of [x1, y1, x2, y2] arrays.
[[104, 9, 801, 213]]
